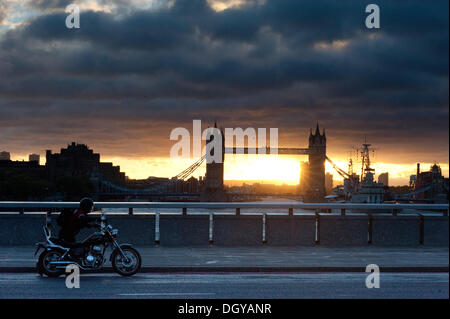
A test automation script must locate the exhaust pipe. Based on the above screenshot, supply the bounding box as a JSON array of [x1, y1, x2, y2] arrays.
[[49, 261, 89, 270]]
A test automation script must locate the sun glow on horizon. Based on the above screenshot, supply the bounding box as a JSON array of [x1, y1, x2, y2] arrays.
[[9, 153, 449, 186], [102, 156, 450, 186]]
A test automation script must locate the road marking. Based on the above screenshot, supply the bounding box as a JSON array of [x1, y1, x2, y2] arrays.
[[117, 292, 216, 296]]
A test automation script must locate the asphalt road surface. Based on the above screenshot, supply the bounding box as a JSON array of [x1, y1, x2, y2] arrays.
[[0, 272, 448, 299]]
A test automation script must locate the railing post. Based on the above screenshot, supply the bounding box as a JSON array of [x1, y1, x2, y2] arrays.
[[128, 207, 133, 215], [262, 213, 267, 244], [315, 209, 320, 245], [155, 212, 160, 244], [19, 208, 24, 215], [444, 209, 448, 217], [182, 207, 187, 216], [341, 208, 346, 216], [288, 208, 293, 216], [236, 208, 240, 216], [419, 214, 424, 245], [392, 208, 400, 216], [209, 212, 214, 244]]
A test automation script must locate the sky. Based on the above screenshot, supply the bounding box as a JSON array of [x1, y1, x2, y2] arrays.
[[0, 0, 448, 185]]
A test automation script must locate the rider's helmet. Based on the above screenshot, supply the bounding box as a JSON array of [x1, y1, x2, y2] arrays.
[[79, 197, 94, 213]]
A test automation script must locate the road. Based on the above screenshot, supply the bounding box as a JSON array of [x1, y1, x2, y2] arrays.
[[0, 272, 448, 299]]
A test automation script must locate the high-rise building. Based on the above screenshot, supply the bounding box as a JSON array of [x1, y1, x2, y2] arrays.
[[378, 172, 389, 186], [409, 174, 416, 188], [46, 142, 126, 185], [299, 161, 309, 194], [0, 151, 11, 161], [29, 154, 40, 164], [325, 172, 333, 194]]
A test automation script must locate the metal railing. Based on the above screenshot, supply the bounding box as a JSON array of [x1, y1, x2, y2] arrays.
[[0, 201, 448, 216], [0, 201, 448, 245]]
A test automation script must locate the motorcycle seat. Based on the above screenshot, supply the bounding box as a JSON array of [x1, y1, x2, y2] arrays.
[[49, 237, 85, 248]]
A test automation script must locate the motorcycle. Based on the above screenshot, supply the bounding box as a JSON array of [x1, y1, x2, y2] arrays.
[[35, 211, 142, 277]]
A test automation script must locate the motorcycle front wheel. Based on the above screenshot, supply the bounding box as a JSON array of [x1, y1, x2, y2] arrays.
[[37, 250, 65, 278], [111, 246, 142, 276]]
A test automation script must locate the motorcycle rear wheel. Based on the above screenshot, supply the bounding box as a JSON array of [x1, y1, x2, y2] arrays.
[[37, 250, 65, 278]]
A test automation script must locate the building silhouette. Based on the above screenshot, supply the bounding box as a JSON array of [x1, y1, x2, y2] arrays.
[[378, 172, 389, 186], [0, 156, 46, 177], [0, 151, 10, 161], [325, 173, 333, 194], [1, 142, 204, 200], [414, 163, 449, 202], [29, 154, 40, 164], [46, 142, 126, 186]]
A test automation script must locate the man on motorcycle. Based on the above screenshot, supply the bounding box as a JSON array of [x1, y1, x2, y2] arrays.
[[58, 197, 100, 243], [37, 197, 142, 277]]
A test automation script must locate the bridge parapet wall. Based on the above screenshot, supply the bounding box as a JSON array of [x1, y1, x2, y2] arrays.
[[159, 215, 209, 246], [266, 215, 316, 246], [371, 214, 421, 246], [319, 214, 369, 246], [213, 215, 262, 246]]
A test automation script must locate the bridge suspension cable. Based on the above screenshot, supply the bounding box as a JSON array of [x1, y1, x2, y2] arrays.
[[96, 155, 207, 194], [173, 154, 206, 180], [325, 156, 350, 179]]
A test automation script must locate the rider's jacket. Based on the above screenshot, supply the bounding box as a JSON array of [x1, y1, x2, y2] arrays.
[[58, 209, 99, 243]]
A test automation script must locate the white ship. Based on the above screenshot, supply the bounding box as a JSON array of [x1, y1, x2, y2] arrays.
[[350, 141, 386, 203], [330, 140, 386, 203]]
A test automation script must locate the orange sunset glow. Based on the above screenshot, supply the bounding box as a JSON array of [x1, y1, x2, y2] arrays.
[[11, 154, 447, 187], [103, 156, 450, 186]]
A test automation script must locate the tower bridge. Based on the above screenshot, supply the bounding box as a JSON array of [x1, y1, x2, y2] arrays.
[[202, 122, 327, 202]]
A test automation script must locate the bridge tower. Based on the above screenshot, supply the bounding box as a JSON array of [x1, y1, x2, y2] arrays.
[[200, 122, 228, 201], [304, 123, 326, 202]]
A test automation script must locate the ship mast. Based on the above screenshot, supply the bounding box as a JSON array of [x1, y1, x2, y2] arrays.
[[348, 158, 353, 176], [360, 136, 375, 182]]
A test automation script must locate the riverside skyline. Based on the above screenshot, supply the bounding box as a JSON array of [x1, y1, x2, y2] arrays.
[[3, 137, 448, 186]]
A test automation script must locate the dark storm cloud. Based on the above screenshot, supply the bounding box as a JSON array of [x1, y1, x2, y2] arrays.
[[27, 0, 73, 10], [0, 0, 8, 24], [0, 0, 448, 165]]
